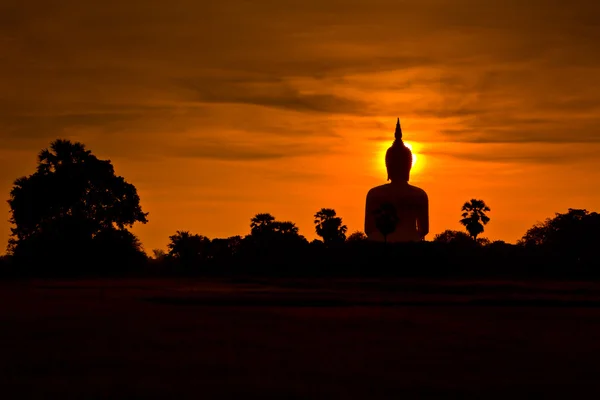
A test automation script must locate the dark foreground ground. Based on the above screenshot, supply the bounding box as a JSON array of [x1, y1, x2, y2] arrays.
[[2, 278, 600, 399]]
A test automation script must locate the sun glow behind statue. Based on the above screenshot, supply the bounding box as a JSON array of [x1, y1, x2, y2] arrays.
[[374, 140, 424, 178]]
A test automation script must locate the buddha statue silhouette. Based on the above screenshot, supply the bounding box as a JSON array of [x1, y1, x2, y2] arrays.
[[364, 118, 429, 242]]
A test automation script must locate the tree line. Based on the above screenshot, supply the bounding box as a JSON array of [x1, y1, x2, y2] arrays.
[[1, 139, 599, 278]]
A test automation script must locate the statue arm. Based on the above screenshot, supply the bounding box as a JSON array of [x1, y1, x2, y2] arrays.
[[417, 191, 429, 239]]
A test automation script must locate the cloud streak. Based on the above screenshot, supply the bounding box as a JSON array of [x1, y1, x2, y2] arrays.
[[181, 79, 373, 115]]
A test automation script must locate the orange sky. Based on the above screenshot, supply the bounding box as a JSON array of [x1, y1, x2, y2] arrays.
[[2, 0, 600, 253]]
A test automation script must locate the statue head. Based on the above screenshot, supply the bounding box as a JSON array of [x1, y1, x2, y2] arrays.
[[385, 118, 413, 182]]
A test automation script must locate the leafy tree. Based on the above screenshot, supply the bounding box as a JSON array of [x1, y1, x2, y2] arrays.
[[210, 236, 243, 262], [433, 229, 474, 245], [250, 213, 276, 236], [519, 208, 600, 265], [346, 231, 367, 242], [225, 235, 243, 255], [242, 213, 308, 269], [7, 139, 148, 268], [92, 226, 147, 265], [476, 237, 491, 246], [152, 249, 167, 260], [460, 199, 490, 240], [249, 213, 305, 243], [273, 221, 300, 236], [167, 231, 211, 265], [314, 208, 347, 245], [519, 208, 600, 247], [373, 203, 399, 243]]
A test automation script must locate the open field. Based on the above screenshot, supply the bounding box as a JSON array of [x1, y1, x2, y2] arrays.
[[2, 278, 600, 399]]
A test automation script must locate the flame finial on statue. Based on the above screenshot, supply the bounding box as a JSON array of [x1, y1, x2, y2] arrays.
[[395, 118, 402, 140]]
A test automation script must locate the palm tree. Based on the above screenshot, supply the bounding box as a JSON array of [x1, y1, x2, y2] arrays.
[[314, 208, 348, 245], [459, 199, 491, 240], [36, 139, 91, 173], [250, 213, 276, 235], [273, 221, 300, 236]]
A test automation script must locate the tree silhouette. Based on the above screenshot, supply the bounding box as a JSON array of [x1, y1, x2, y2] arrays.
[[459, 199, 490, 240], [7, 139, 148, 268], [273, 221, 300, 236], [433, 229, 474, 245], [152, 249, 167, 260], [167, 231, 211, 265], [346, 231, 367, 242], [250, 213, 276, 236], [210, 235, 243, 261], [373, 203, 399, 243], [519, 209, 600, 247], [314, 208, 347, 245], [519, 208, 600, 266]]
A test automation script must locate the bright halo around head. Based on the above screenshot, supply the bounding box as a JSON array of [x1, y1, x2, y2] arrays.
[[404, 141, 424, 175], [373, 140, 423, 177], [404, 142, 417, 167]]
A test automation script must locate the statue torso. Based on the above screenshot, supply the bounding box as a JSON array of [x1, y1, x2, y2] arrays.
[[365, 183, 428, 242]]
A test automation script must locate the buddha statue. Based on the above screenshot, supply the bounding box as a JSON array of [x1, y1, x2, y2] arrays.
[[364, 118, 429, 242]]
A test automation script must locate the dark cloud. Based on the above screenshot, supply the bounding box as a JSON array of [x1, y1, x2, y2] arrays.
[[181, 79, 373, 115], [167, 139, 335, 162], [438, 128, 600, 144], [437, 153, 574, 165], [367, 136, 390, 142], [422, 144, 600, 164]]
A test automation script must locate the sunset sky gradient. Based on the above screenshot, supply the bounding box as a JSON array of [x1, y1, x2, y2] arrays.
[[2, 0, 600, 252]]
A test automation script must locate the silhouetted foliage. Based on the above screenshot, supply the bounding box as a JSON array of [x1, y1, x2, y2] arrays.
[[248, 214, 305, 242], [460, 199, 490, 239], [230, 214, 310, 273], [476, 237, 491, 246], [373, 203, 399, 243], [273, 221, 300, 236], [92, 226, 147, 266], [209, 236, 242, 263], [152, 249, 167, 261], [346, 231, 367, 242], [314, 208, 348, 245], [7, 139, 148, 274], [250, 213, 276, 236], [433, 230, 474, 245], [167, 231, 211, 266], [519, 208, 600, 268]]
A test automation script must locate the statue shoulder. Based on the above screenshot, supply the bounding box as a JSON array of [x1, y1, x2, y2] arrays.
[[408, 184, 429, 199], [366, 184, 390, 199]]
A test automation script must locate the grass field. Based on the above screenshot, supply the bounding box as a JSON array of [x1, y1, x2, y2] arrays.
[[1, 278, 600, 399]]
